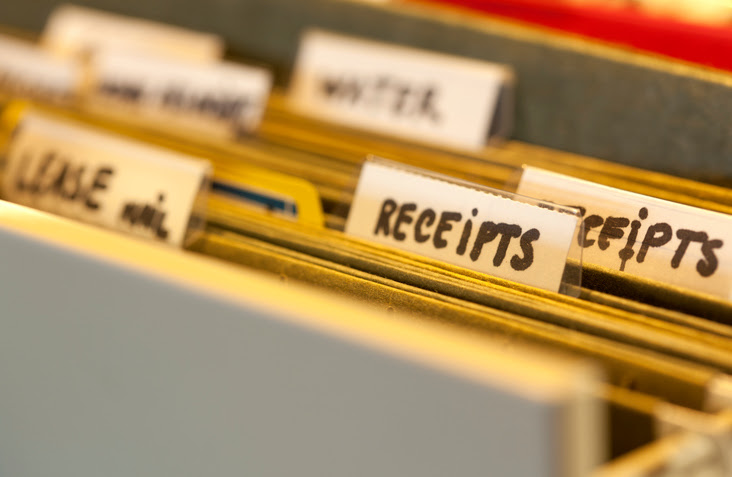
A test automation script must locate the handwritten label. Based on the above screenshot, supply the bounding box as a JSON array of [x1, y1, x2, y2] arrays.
[[517, 166, 732, 299], [345, 161, 578, 292], [86, 50, 272, 139], [41, 4, 223, 62], [2, 110, 212, 247], [0, 34, 79, 104], [289, 30, 513, 151]]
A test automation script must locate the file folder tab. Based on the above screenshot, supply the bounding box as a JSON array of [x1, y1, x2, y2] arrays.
[[1, 105, 211, 246], [85, 49, 273, 140], [208, 161, 325, 227], [517, 166, 732, 300], [41, 4, 224, 61], [289, 29, 514, 151], [345, 159, 582, 293], [0, 34, 80, 104]]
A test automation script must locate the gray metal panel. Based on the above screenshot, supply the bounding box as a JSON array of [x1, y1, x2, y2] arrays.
[[0, 204, 594, 477], [1, 0, 731, 180]]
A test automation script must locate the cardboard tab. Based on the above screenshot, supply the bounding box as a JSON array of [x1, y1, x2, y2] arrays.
[[0, 34, 80, 104], [42, 4, 223, 62], [86, 50, 272, 139], [2, 106, 211, 247], [345, 159, 580, 293], [517, 166, 732, 300], [289, 30, 513, 151]]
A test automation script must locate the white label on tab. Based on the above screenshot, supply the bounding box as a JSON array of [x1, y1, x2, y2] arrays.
[[0, 34, 79, 104], [42, 4, 223, 62], [2, 110, 211, 247], [87, 50, 272, 139], [289, 30, 512, 151], [517, 166, 732, 300], [345, 161, 578, 292]]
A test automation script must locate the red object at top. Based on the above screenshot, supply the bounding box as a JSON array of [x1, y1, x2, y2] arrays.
[[418, 0, 732, 72]]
